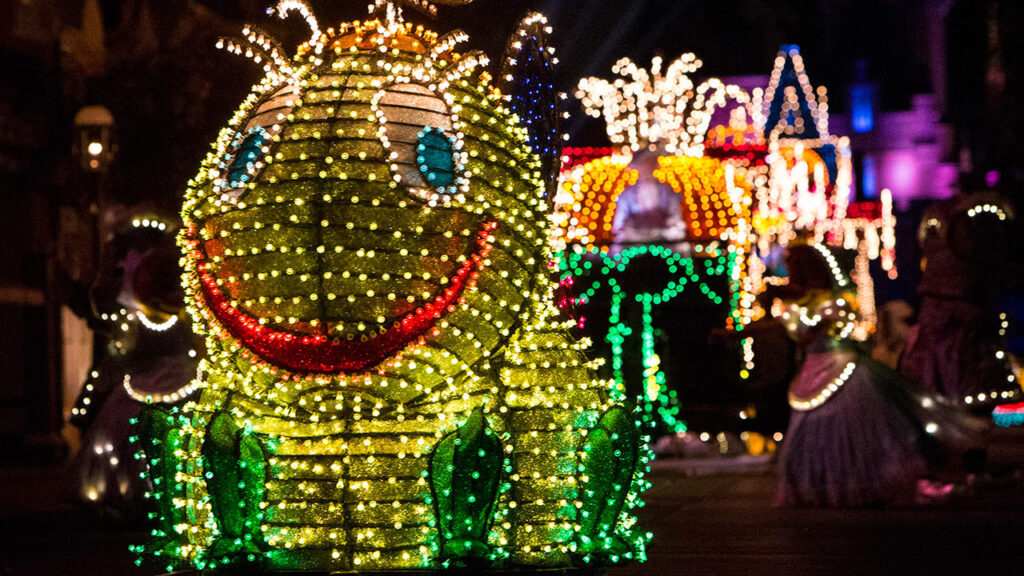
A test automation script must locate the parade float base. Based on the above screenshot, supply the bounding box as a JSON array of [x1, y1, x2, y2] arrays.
[[166, 568, 607, 576], [994, 402, 1024, 427]]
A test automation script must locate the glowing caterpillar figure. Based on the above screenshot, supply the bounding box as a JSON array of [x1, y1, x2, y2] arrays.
[[135, 1, 647, 571]]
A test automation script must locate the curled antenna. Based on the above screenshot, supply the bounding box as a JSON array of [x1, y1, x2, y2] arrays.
[[418, 29, 485, 88], [441, 50, 488, 85], [216, 24, 297, 86], [423, 30, 469, 68], [268, 0, 322, 47]]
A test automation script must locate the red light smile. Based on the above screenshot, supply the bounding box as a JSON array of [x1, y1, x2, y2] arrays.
[[188, 221, 496, 373]]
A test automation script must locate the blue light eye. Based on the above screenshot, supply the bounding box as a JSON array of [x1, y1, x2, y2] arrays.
[[416, 127, 456, 191], [227, 130, 267, 187]]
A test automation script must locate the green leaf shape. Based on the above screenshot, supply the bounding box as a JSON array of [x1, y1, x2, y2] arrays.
[[577, 406, 640, 558], [137, 406, 188, 563], [203, 412, 267, 566], [428, 407, 503, 563]]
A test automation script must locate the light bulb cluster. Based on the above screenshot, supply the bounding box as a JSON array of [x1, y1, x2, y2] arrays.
[[739, 337, 754, 380], [840, 189, 898, 283], [967, 389, 1020, 405], [71, 216, 195, 424], [704, 114, 766, 158], [654, 155, 749, 241], [70, 370, 102, 419], [123, 371, 200, 404], [368, 0, 469, 22], [789, 245, 862, 342], [135, 6, 648, 573], [559, 147, 618, 171], [810, 242, 849, 289], [761, 45, 830, 141], [966, 312, 1022, 408], [137, 312, 179, 332], [552, 155, 637, 249], [832, 192, 897, 335], [657, 430, 783, 458], [966, 202, 1009, 220], [992, 314, 1024, 427], [759, 142, 830, 238], [994, 402, 1024, 427], [773, 292, 859, 344], [270, 0, 322, 46], [498, 12, 565, 201], [132, 218, 170, 231], [562, 45, 894, 396], [576, 54, 749, 155], [70, 208, 201, 510], [753, 46, 889, 341]]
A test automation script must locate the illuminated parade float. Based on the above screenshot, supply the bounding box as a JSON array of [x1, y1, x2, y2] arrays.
[[117, 0, 1024, 571], [557, 45, 898, 433], [133, 0, 649, 572]]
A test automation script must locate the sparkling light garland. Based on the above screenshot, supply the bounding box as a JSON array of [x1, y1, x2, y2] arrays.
[[72, 216, 198, 422], [761, 45, 830, 140], [123, 371, 200, 404], [655, 155, 749, 241], [553, 154, 637, 250], [577, 54, 749, 155], [788, 360, 856, 411], [740, 337, 754, 380], [967, 312, 1022, 407], [564, 47, 891, 336], [562, 48, 871, 402], [136, 311, 179, 332]]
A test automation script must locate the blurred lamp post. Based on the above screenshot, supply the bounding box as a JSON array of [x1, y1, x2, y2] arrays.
[[73, 105, 116, 172], [72, 105, 116, 303]]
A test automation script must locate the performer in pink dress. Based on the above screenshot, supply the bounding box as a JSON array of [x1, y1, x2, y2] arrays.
[[67, 221, 200, 517], [772, 243, 985, 507]]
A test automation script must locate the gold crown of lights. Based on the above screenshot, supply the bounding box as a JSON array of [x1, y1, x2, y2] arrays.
[[576, 54, 750, 155]]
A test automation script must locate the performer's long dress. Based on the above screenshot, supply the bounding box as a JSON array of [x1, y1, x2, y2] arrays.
[[68, 320, 197, 514], [776, 340, 986, 507], [901, 193, 1020, 411], [902, 299, 1014, 408]]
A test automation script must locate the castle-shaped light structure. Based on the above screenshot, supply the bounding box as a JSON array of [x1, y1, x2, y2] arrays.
[[558, 46, 898, 417], [756, 45, 896, 331]]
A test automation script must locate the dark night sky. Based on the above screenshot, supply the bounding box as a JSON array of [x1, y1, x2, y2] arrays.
[[67, 0, 1003, 211], [248, 0, 934, 142]]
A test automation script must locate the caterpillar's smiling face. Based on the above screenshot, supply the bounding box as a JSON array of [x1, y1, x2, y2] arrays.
[[181, 21, 549, 375]]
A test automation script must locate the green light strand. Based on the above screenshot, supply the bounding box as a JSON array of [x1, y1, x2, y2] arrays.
[[556, 245, 733, 433]]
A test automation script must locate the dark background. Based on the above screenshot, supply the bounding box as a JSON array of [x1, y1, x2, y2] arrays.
[[1, 0, 1023, 456]]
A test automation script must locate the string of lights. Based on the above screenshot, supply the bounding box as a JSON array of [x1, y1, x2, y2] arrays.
[[788, 360, 857, 411], [132, 3, 650, 572], [559, 45, 898, 399], [557, 244, 731, 432]]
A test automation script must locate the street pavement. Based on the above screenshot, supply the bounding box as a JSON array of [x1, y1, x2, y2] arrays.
[[612, 466, 1024, 576], [3, 428, 1024, 576]]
